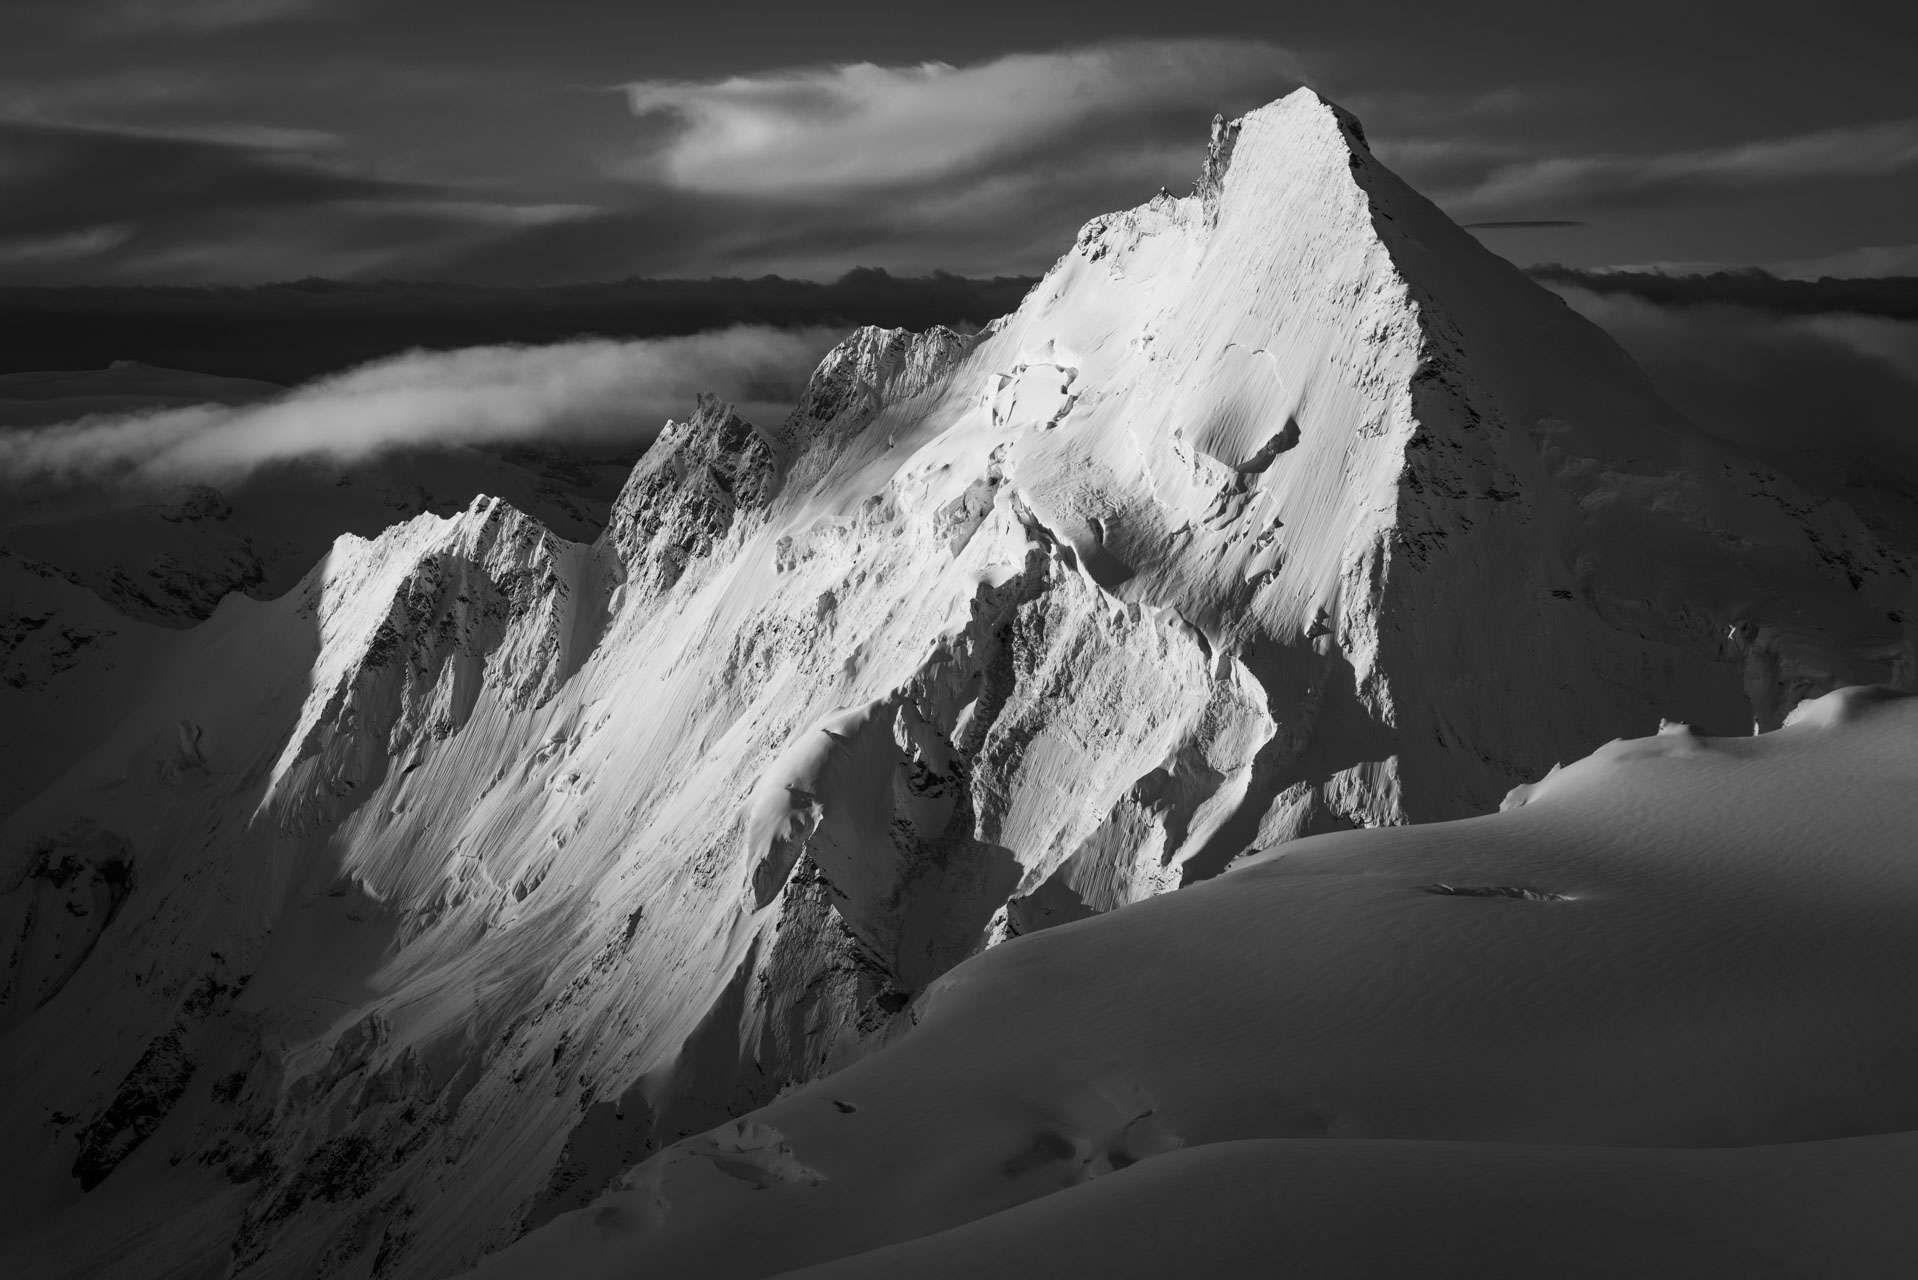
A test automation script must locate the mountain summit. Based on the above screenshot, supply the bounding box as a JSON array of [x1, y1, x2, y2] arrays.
[[3, 88, 1911, 1278]]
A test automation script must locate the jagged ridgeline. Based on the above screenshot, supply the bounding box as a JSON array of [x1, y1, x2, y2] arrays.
[[2, 88, 1911, 1279]]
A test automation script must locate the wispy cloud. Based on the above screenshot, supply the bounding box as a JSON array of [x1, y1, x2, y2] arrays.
[[0, 327, 838, 489], [0, 69, 219, 121], [0, 117, 602, 284], [0, 224, 134, 266], [1446, 118, 1918, 218], [96, 0, 331, 32], [617, 39, 1303, 197], [410, 39, 1304, 281]]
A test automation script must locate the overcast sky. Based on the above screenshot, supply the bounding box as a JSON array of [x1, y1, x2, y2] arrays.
[[1, 0, 1913, 285]]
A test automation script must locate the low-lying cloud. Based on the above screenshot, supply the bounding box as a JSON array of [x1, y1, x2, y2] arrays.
[[1529, 266, 1918, 321], [1548, 279, 1918, 543], [0, 325, 839, 489]]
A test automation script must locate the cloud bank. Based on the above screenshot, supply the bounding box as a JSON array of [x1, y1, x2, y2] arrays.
[[1548, 279, 1918, 543], [0, 325, 839, 489]]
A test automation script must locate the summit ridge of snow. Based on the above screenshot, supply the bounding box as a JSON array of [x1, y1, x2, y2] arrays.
[[2, 88, 1913, 1279]]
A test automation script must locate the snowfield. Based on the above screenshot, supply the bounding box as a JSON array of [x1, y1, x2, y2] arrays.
[[474, 686, 1918, 1278], [3, 88, 1915, 1278]]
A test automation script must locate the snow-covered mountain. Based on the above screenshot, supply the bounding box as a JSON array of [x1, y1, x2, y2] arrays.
[[3, 88, 1912, 1279]]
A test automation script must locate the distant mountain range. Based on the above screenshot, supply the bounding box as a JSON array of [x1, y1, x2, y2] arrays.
[[4, 261, 1911, 390]]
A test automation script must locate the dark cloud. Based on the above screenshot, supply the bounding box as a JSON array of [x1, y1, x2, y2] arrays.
[[9, 0, 332, 35], [0, 118, 399, 231], [0, 118, 596, 283], [101, 0, 331, 31]]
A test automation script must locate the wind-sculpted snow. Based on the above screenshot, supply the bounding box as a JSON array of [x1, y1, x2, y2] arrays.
[[474, 687, 1918, 1278], [2, 88, 1914, 1279]]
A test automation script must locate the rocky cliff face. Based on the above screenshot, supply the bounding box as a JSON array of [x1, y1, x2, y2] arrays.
[[2, 88, 1911, 1279]]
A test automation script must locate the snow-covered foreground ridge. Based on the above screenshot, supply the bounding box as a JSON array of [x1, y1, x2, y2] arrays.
[[3, 88, 1913, 1278], [475, 686, 1918, 1278]]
